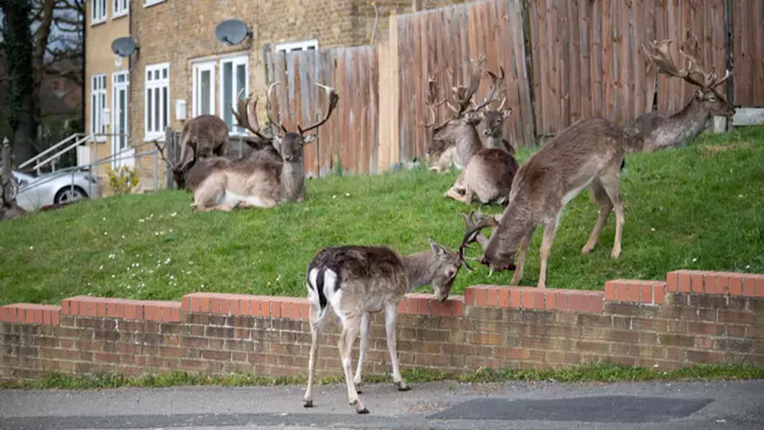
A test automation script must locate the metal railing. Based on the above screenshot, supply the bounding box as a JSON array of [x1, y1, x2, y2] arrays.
[[17, 133, 86, 173], [16, 139, 161, 209]]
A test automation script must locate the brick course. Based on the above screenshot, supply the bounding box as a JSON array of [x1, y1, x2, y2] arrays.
[[1, 270, 762, 381]]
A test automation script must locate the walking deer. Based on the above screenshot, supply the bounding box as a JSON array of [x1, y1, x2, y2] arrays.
[[625, 31, 734, 152], [425, 61, 519, 205], [303, 234, 474, 414], [463, 117, 630, 289], [186, 82, 338, 212]]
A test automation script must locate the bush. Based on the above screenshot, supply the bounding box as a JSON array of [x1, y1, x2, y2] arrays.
[[107, 165, 139, 195]]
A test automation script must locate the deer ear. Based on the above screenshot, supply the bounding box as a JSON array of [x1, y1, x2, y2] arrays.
[[272, 135, 283, 155], [501, 108, 513, 119], [695, 88, 704, 100], [428, 238, 447, 256], [303, 134, 316, 145]]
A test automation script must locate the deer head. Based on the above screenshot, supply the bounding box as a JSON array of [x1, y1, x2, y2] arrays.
[[266, 81, 339, 163], [424, 57, 506, 145], [643, 30, 734, 117], [480, 97, 512, 137], [153, 140, 187, 189]]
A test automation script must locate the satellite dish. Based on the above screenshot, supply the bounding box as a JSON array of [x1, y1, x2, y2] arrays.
[[111, 37, 138, 57], [215, 19, 250, 46]]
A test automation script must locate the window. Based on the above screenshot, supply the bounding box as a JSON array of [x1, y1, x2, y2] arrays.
[[192, 61, 216, 117], [91, 0, 107, 24], [219, 56, 248, 134], [113, 0, 128, 17], [145, 63, 170, 140], [144, 0, 166, 7], [90, 74, 107, 141], [275, 39, 318, 53]]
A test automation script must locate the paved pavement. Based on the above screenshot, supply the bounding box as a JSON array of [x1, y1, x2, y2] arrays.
[[0, 379, 762, 430]]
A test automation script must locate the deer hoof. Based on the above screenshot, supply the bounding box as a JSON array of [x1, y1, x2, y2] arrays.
[[395, 381, 411, 391], [357, 407, 370, 414], [303, 400, 313, 408], [611, 248, 622, 259], [581, 245, 594, 255]]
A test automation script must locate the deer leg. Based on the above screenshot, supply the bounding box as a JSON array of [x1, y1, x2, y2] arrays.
[[353, 312, 371, 391], [599, 173, 625, 259], [510, 228, 535, 286], [537, 216, 561, 289], [582, 180, 613, 255], [303, 303, 326, 408], [384, 302, 409, 391], [338, 315, 368, 414]]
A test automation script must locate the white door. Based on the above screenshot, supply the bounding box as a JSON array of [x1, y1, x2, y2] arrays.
[[193, 61, 216, 117], [112, 72, 133, 168]]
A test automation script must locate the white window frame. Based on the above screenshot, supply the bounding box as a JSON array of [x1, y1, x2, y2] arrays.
[[192, 61, 217, 117], [90, 74, 107, 142], [91, 0, 107, 25], [113, 0, 128, 18], [275, 39, 319, 53], [112, 72, 133, 168], [144, 63, 170, 141], [144, 0, 166, 8], [218, 55, 249, 135]]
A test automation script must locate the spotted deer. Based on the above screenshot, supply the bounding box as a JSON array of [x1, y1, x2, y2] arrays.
[[186, 82, 338, 212], [462, 117, 630, 289], [625, 31, 734, 152], [425, 61, 519, 205], [303, 233, 474, 414]]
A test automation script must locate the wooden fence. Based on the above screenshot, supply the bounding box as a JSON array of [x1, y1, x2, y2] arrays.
[[265, 46, 378, 178], [390, 0, 534, 161], [529, 0, 764, 136]]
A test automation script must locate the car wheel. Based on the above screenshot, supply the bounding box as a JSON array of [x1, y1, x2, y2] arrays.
[[54, 186, 89, 204]]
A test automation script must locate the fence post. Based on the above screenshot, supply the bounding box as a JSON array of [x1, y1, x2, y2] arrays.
[[724, 0, 735, 130], [165, 127, 174, 189], [1, 138, 10, 203]]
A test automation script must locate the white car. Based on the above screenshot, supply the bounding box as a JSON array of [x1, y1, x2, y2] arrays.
[[12, 170, 102, 212]]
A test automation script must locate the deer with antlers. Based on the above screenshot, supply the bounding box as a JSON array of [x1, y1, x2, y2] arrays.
[[185, 82, 338, 212], [625, 30, 734, 152], [425, 57, 519, 205], [303, 230, 475, 414], [461, 116, 630, 289]]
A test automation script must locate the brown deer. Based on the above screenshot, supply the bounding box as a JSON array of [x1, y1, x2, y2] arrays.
[[463, 117, 630, 289], [168, 115, 229, 189], [186, 82, 338, 212], [303, 233, 474, 414], [425, 63, 519, 205], [625, 31, 734, 152]]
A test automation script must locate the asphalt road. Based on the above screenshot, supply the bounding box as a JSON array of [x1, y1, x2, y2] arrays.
[[0, 379, 762, 430]]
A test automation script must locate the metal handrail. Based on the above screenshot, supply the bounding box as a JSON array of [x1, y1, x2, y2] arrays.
[[17, 133, 84, 171], [31, 133, 95, 172]]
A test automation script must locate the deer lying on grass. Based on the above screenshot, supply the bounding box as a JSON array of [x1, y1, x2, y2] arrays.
[[425, 61, 519, 205], [463, 117, 629, 289], [625, 31, 734, 152], [303, 234, 474, 414], [187, 82, 338, 212]]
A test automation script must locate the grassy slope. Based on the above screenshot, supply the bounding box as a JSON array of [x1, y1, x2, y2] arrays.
[[0, 127, 762, 305]]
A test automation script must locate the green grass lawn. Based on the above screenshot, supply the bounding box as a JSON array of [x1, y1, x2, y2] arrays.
[[0, 127, 762, 306]]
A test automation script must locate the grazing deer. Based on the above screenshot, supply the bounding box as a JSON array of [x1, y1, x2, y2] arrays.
[[625, 31, 734, 152], [303, 235, 474, 414], [170, 115, 229, 188], [463, 117, 630, 289], [425, 63, 519, 205], [186, 82, 338, 212]]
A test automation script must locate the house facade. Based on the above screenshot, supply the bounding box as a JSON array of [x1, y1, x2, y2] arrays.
[[84, 0, 465, 190]]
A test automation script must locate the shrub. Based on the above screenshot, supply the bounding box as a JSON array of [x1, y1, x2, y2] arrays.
[[108, 165, 139, 195]]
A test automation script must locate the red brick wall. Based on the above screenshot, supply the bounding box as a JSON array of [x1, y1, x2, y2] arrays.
[[1, 270, 762, 381]]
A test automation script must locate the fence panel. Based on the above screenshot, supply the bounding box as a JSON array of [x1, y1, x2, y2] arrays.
[[396, 0, 534, 160]]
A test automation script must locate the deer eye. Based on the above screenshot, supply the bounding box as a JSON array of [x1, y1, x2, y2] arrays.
[[709, 96, 717, 102]]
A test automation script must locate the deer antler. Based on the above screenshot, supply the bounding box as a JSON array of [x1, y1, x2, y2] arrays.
[[265, 81, 288, 135], [152, 139, 175, 170], [423, 74, 450, 130], [459, 208, 499, 271], [449, 54, 486, 116], [231, 93, 270, 141], [298, 83, 339, 135], [643, 30, 731, 92], [468, 67, 506, 113]]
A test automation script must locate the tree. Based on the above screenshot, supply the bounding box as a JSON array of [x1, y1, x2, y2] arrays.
[[1, 0, 84, 167], [2, 0, 37, 165]]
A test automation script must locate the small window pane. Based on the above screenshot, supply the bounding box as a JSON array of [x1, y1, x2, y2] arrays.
[[223, 62, 233, 129], [154, 87, 160, 132], [200, 70, 211, 115], [162, 87, 168, 129], [162, 68, 168, 79], [147, 89, 153, 131]]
